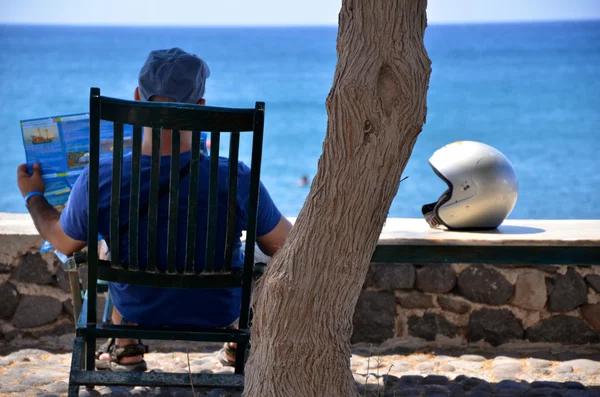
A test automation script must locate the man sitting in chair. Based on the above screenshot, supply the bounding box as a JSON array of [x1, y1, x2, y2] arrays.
[[17, 47, 292, 371]]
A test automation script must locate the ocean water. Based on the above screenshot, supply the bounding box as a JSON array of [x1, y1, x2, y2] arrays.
[[0, 21, 599, 219]]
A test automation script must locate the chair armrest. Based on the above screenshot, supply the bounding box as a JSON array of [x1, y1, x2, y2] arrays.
[[58, 251, 88, 272]]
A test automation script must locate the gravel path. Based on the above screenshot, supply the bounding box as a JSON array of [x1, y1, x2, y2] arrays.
[[1, 341, 599, 396]]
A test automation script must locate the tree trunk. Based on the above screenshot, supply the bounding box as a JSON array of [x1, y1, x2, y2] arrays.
[[244, 1, 431, 396]]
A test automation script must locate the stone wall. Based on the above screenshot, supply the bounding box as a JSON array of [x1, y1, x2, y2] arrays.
[[0, 214, 74, 347], [1, 213, 599, 350], [352, 262, 600, 346]]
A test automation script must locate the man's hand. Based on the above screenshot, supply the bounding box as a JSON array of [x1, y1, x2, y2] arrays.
[[17, 162, 45, 197]]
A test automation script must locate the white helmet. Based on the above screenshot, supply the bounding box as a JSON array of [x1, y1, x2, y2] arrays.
[[422, 141, 519, 230]]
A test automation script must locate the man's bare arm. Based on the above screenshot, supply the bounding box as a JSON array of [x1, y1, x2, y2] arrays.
[[256, 216, 292, 257], [27, 195, 85, 255], [17, 163, 86, 256]]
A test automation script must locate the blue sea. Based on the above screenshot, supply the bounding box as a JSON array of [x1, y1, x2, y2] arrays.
[[1, 21, 599, 219]]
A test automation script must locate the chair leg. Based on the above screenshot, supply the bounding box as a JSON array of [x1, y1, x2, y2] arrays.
[[85, 335, 96, 371], [234, 341, 247, 374], [69, 337, 85, 396], [67, 384, 80, 397]]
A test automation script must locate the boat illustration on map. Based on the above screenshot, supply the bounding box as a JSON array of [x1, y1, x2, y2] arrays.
[[31, 128, 55, 144]]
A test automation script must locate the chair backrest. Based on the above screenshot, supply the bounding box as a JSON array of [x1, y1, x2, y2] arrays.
[[85, 87, 264, 327]]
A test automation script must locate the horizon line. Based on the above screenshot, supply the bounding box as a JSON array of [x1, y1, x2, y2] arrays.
[[1, 18, 599, 28]]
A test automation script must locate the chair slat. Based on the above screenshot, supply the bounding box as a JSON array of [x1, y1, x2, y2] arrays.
[[110, 122, 124, 267], [146, 127, 161, 272], [223, 132, 240, 271], [167, 130, 181, 274], [204, 131, 220, 273], [128, 125, 142, 271], [185, 131, 202, 274], [238, 102, 265, 329]]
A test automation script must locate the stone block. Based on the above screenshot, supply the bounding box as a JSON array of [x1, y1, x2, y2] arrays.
[[407, 313, 459, 341], [351, 290, 395, 344], [397, 293, 434, 309], [547, 268, 587, 312], [585, 275, 600, 293], [525, 316, 600, 344], [457, 266, 513, 305], [366, 263, 415, 290], [54, 266, 72, 293], [581, 304, 600, 333], [512, 270, 547, 310], [10, 253, 54, 285], [0, 282, 20, 319], [416, 265, 456, 293], [467, 309, 523, 346], [438, 296, 471, 314], [11, 295, 62, 328]]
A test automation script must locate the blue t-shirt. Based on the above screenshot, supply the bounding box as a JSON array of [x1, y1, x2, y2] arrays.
[[61, 151, 281, 327]]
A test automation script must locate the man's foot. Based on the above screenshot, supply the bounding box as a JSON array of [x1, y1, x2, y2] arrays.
[[95, 338, 148, 371]]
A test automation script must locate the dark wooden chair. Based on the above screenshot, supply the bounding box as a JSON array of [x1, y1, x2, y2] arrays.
[[67, 87, 265, 396]]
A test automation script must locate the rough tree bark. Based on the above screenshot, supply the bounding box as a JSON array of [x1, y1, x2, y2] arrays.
[[244, 1, 431, 396]]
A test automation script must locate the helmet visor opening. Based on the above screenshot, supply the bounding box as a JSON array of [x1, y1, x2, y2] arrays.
[[422, 189, 450, 228]]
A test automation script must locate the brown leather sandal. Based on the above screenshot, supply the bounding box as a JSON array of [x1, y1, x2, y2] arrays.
[[218, 342, 236, 367], [95, 338, 149, 371]]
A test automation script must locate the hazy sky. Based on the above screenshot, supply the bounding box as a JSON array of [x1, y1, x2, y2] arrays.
[[1, 0, 599, 26]]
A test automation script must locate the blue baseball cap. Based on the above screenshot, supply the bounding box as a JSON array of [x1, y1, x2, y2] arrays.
[[138, 47, 210, 104]]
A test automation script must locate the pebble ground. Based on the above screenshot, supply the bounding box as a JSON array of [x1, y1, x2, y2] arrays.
[[1, 341, 599, 396]]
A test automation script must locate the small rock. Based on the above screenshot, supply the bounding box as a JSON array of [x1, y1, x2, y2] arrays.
[[467, 309, 524, 346], [447, 361, 484, 372], [472, 382, 494, 393], [547, 268, 588, 312], [417, 362, 435, 371], [530, 381, 561, 389], [399, 375, 424, 385], [492, 362, 523, 380], [439, 364, 455, 372], [397, 293, 435, 309], [437, 296, 471, 314], [408, 313, 459, 341], [554, 365, 574, 373], [46, 382, 69, 393], [581, 303, 600, 333], [458, 377, 489, 391], [422, 375, 449, 385], [351, 290, 396, 344], [0, 282, 20, 319], [10, 253, 54, 284], [0, 384, 33, 393], [585, 274, 600, 292], [389, 360, 411, 372], [495, 379, 529, 393], [512, 270, 547, 310], [564, 382, 585, 390], [526, 358, 553, 369], [457, 266, 514, 305], [415, 265, 456, 293], [563, 359, 600, 372], [366, 263, 415, 290], [526, 316, 600, 344], [55, 266, 73, 293], [10, 295, 63, 328], [459, 354, 486, 362]]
